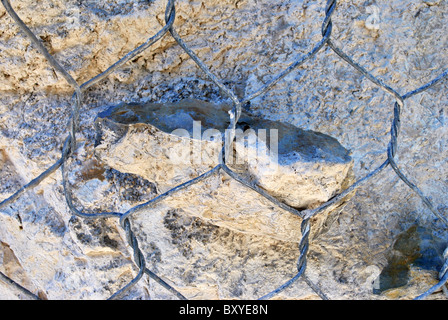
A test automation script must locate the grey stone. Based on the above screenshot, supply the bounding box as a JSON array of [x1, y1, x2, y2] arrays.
[[1, 0, 447, 300], [94, 98, 354, 242]]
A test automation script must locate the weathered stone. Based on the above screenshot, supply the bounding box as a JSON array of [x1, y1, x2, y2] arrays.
[[94, 99, 227, 193], [231, 113, 354, 210], [1, 0, 447, 300], [94, 98, 354, 242]]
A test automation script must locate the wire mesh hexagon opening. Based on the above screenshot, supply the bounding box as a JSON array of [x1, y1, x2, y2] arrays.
[[0, 0, 447, 300]]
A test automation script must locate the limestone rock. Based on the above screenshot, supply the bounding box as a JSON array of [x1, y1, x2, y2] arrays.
[[94, 99, 354, 242], [1, 0, 447, 300], [232, 113, 354, 210], [94, 99, 228, 193]]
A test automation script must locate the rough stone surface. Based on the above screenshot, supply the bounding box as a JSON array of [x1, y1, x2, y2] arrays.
[[0, 0, 447, 300], [94, 99, 229, 194], [232, 111, 354, 210], [94, 99, 354, 242]]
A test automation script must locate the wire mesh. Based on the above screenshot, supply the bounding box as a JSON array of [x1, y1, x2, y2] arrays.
[[0, 0, 447, 300]]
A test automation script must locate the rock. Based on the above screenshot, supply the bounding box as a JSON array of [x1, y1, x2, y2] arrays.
[[94, 99, 228, 193], [1, 0, 447, 300], [94, 98, 354, 242], [232, 113, 354, 210], [372, 225, 447, 297]]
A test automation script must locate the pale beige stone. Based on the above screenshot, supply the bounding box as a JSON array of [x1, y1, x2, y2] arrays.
[[94, 98, 354, 242], [1, 0, 447, 300]]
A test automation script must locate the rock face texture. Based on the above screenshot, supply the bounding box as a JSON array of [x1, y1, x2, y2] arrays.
[[1, 0, 447, 300], [94, 99, 354, 242]]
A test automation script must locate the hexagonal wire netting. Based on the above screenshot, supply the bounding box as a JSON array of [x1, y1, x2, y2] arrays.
[[0, 0, 447, 300]]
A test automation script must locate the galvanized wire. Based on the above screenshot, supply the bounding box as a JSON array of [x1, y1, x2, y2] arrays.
[[415, 247, 448, 300], [0, 271, 40, 300], [0, 0, 447, 300]]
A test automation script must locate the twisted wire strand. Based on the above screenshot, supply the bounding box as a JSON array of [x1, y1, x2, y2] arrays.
[[326, 13, 448, 299], [326, 38, 448, 226], [258, 219, 311, 300], [327, 34, 448, 224], [0, 0, 447, 301], [0, 271, 40, 300], [255, 2, 337, 299], [326, 18, 448, 300], [109, 218, 147, 300], [332, 26, 448, 296], [415, 247, 448, 300], [256, 0, 448, 299], [1, 0, 185, 300], [0, 0, 376, 300], [241, 0, 336, 107], [1, 0, 329, 299], [440, 248, 448, 296], [321, 0, 336, 37], [163, 4, 244, 161]]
